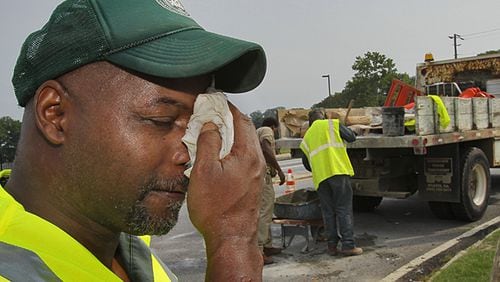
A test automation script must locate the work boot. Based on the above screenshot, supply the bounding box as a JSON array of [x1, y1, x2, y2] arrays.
[[339, 247, 363, 256], [327, 243, 338, 256], [263, 246, 282, 256], [262, 253, 274, 265]]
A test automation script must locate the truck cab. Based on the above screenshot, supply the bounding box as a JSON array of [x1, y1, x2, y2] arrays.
[[416, 53, 500, 97]]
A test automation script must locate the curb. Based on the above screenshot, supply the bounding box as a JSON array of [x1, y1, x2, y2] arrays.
[[381, 216, 500, 282]]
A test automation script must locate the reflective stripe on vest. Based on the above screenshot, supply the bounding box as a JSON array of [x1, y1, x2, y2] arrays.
[[307, 119, 346, 158], [139, 235, 177, 282], [0, 241, 61, 281], [300, 119, 354, 189]]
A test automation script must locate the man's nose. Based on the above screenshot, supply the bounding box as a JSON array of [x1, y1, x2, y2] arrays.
[[173, 123, 191, 166], [172, 144, 190, 167]]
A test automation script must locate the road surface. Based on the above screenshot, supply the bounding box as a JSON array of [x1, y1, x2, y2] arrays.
[[151, 161, 500, 281]]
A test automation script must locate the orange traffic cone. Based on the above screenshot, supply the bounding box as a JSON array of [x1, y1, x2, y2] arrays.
[[284, 168, 296, 194]]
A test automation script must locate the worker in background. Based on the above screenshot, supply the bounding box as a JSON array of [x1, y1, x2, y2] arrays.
[[256, 117, 286, 265], [0, 0, 267, 281], [300, 109, 363, 256]]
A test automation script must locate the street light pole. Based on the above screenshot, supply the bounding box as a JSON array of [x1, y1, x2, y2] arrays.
[[322, 74, 332, 96]]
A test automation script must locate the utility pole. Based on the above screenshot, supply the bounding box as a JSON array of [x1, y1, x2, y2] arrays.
[[448, 33, 464, 59], [322, 74, 332, 96]]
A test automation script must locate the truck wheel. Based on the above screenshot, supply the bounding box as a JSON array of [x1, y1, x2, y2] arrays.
[[428, 201, 455, 220], [452, 147, 490, 222], [290, 149, 303, 159], [353, 196, 383, 212]]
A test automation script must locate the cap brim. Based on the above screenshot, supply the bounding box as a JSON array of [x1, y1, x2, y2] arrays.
[[106, 28, 266, 93]]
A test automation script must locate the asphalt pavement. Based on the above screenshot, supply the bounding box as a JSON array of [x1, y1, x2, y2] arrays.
[[151, 164, 500, 281]]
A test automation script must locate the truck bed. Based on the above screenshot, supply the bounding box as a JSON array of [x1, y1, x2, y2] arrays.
[[350, 128, 500, 149], [277, 128, 499, 149], [277, 96, 500, 166]]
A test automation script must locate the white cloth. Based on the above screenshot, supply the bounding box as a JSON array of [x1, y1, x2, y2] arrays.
[[182, 88, 234, 177]]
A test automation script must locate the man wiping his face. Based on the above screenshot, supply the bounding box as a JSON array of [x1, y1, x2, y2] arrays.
[[0, 0, 267, 281]]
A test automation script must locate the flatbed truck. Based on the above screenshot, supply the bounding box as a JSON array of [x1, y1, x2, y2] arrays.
[[276, 54, 500, 221]]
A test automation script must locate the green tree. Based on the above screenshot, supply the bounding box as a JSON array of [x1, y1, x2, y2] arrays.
[[314, 51, 413, 108], [249, 110, 264, 128], [313, 91, 350, 109], [0, 116, 21, 168], [249, 106, 284, 128], [477, 49, 500, 56]]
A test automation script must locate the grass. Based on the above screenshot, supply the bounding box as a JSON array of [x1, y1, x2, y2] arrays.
[[430, 228, 500, 282]]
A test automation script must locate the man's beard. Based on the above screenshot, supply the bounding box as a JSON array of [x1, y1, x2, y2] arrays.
[[126, 175, 189, 235]]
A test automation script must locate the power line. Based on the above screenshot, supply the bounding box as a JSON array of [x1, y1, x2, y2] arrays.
[[463, 31, 500, 40], [448, 28, 500, 58], [462, 27, 500, 37]]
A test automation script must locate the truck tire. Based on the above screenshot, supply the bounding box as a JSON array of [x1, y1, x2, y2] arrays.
[[353, 195, 383, 212], [428, 201, 455, 220], [290, 149, 303, 159], [451, 147, 490, 222]]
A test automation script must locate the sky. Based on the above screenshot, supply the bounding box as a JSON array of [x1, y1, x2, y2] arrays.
[[1, 0, 500, 120]]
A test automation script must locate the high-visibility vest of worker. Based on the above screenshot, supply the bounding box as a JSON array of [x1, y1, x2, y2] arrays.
[[300, 109, 363, 257], [1, 168, 174, 281]]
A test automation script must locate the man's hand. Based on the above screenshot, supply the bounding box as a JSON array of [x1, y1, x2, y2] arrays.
[[260, 137, 284, 186], [187, 106, 265, 281], [278, 170, 286, 186]]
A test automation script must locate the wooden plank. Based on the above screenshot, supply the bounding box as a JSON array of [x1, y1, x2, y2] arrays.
[[273, 218, 323, 226], [272, 218, 324, 226], [349, 124, 383, 136]]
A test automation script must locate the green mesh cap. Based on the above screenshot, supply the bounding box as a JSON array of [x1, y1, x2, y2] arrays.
[[12, 0, 266, 107]]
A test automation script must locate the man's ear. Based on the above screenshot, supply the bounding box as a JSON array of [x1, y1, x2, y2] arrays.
[[34, 80, 69, 145]]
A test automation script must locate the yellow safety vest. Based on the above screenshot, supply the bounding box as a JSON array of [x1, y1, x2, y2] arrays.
[[404, 95, 450, 131], [300, 119, 354, 189], [0, 173, 175, 282], [428, 95, 451, 129], [0, 169, 10, 179]]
